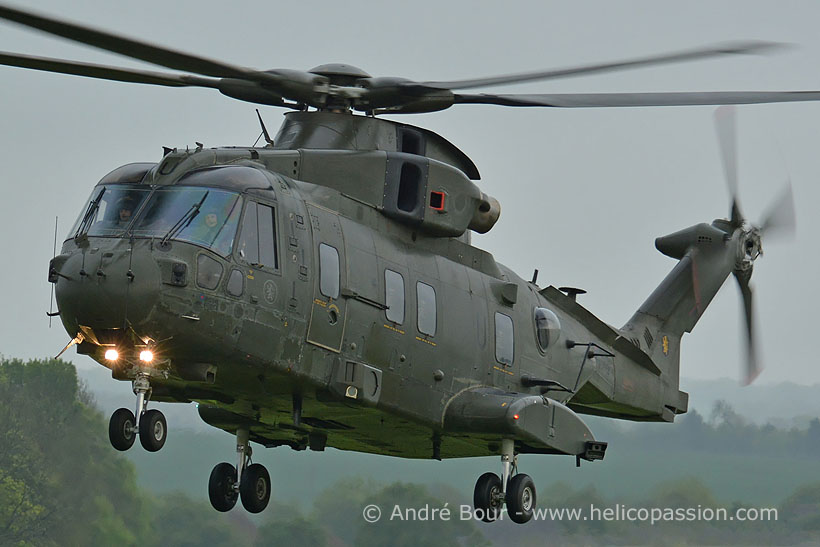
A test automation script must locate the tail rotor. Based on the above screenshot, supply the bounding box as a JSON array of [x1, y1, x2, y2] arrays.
[[712, 106, 796, 384]]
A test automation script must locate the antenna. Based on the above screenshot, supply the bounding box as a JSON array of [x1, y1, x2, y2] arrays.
[[255, 109, 274, 147], [48, 216, 58, 327]]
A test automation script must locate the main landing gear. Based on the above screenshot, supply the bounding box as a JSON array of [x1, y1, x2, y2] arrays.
[[473, 439, 536, 524], [208, 428, 271, 514], [108, 372, 168, 452]]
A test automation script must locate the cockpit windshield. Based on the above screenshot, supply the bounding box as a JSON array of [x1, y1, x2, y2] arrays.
[[68, 184, 151, 239], [131, 186, 242, 257]]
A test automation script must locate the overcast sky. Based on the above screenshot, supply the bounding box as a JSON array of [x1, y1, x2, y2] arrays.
[[1, 0, 818, 387]]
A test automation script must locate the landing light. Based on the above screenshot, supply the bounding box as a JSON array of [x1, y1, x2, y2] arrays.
[[104, 349, 119, 361], [139, 350, 154, 363]]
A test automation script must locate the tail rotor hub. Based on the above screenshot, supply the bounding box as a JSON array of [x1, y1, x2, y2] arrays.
[[736, 227, 762, 272]]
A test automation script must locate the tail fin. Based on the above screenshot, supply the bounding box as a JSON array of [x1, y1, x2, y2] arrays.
[[622, 106, 794, 393], [621, 219, 741, 402]]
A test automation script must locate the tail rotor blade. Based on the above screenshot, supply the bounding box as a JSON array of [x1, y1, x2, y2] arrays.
[[714, 105, 743, 225], [760, 181, 797, 239], [733, 270, 761, 385]]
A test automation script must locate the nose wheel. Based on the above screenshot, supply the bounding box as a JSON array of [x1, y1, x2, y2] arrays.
[[139, 408, 167, 451], [472, 439, 536, 524], [208, 428, 271, 513], [108, 408, 136, 451], [107, 373, 167, 452]]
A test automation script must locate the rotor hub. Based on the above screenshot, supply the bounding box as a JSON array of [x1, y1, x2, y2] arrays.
[[736, 227, 762, 271], [308, 63, 371, 86]]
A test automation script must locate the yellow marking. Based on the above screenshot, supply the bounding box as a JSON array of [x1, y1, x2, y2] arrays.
[[328, 303, 340, 314], [415, 336, 437, 347], [662, 335, 669, 356], [247, 275, 255, 280], [313, 299, 327, 307], [493, 366, 514, 376], [383, 324, 405, 335], [501, 402, 508, 407]]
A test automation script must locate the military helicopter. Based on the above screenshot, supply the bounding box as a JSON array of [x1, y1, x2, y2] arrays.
[[0, 3, 814, 524]]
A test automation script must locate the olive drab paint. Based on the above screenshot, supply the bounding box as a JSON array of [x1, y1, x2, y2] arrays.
[[51, 112, 743, 458]]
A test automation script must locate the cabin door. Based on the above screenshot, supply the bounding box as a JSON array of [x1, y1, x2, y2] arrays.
[[306, 204, 347, 352]]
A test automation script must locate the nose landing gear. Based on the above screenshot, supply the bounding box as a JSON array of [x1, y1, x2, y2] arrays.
[[208, 428, 271, 513], [473, 439, 536, 524], [107, 372, 167, 452]]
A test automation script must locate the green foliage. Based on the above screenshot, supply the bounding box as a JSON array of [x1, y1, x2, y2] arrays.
[[147, 492, 244, 546], [254, 479, 489, 547], [647, 477, 719, 508], [0, 358, 148, 545], [2, 356, 820, 546], [781, 483, 820, 532], [354, 482, 486, 547], [0, 469, 45, 545], [255, 514, 327, 547], [310, 477, 380, 543]]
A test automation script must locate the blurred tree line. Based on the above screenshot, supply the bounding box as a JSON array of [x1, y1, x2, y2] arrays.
[[1, 357, 818, 546], [0, 358, 249, 546]]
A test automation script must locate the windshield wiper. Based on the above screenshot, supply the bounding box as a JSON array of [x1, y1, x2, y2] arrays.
[[160, 191, 209, 246], [75, 187, 106, 238]]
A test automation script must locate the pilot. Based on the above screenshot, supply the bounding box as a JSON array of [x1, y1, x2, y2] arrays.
[[191, 209, 221, 245], [204, 212, 219, 230], [115, 196, 136, 226]]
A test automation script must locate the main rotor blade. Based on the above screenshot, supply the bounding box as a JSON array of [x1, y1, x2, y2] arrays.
[[0, 4, 255, 79], [0, 51, 219, 88], [759, 181, 797, 238], [0, 4, 324, 105], [454, 90, 820, 107], [416, 42, 782, 91], [733, 270, 761, 385]]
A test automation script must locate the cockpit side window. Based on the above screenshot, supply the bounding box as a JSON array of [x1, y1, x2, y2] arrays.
[[237, 201, 279, 269], [239, 202, 259, 265]]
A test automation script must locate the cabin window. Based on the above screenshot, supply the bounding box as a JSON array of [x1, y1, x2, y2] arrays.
[[385, 269, 405, 324], [495, 312, 514, 365], [417, 282, 437, 336], [319, 243, 340, 299], [226, 269, 244, 297], [237, 201, 278, 269], [534, 307, 561, 352], [196, 254, 223, 290]]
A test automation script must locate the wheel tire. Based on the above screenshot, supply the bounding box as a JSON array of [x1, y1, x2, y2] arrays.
[[108, 408, 136, 451], [240, 463, 271, 513], [506, 473, 536, 524], [209, 462, 238, 512], [138, 409, 167, 452], [473, 472, 503, 522]]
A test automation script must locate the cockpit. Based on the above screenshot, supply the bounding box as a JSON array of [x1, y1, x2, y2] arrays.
[[131, 187, 242, 256], [67, 163, 275, 258]]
